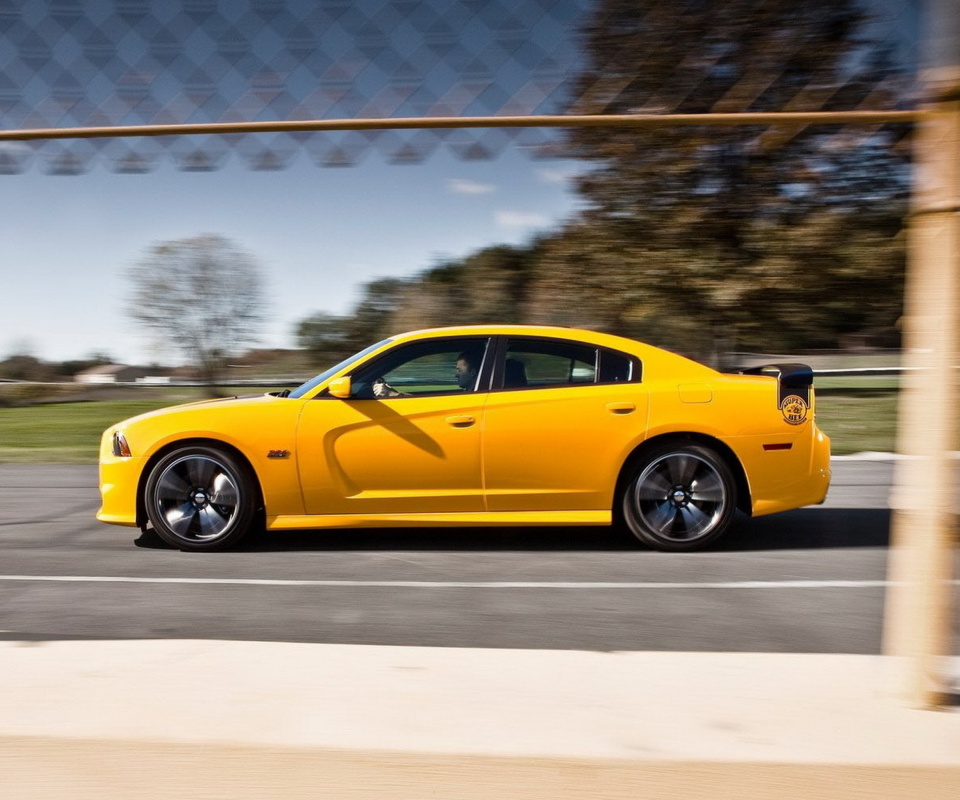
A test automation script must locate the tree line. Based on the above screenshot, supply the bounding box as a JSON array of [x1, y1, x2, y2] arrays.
[[18, 0, 902, 383], [297, 0, 910, 368]]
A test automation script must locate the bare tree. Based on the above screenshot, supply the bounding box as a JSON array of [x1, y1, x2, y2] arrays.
[[129, 235, 267, 383]]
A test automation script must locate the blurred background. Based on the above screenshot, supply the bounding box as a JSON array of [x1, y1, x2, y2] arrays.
[[0, 0, 921, 458]]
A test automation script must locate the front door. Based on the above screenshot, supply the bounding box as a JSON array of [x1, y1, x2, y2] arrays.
[[296, 336, 492, 515]]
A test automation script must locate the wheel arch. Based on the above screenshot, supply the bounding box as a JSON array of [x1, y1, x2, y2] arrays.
[[614, 432, 752, 517], [135, 437, 264, 529]]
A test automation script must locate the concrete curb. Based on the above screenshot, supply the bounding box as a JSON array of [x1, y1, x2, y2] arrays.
[[830, 451, 960, 461], [3, 738, 960, 799], [831, 452, 901, 461], [1, 640, 958, 798]]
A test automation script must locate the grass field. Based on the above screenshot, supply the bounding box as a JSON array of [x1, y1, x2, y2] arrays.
[[0, 385, 898, 464], [814, 392, 898, 454], [0, 400, 177, 463]]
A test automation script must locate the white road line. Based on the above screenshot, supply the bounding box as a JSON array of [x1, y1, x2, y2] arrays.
[[0, 575, 956, 589]]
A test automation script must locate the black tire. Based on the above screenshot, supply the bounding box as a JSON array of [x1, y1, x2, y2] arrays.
[[621, 442, 737, 552], [143, 445, 258, 552]]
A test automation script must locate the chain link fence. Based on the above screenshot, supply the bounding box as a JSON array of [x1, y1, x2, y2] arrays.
[[0, 0, 593, 173], [0, 0, 919, 175]]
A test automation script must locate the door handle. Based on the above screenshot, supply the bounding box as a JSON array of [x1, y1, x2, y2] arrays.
[[446, 415, 476, 427], [606, 402, 635, 414]]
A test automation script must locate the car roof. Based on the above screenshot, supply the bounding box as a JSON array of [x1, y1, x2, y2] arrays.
[[390, 324, 641, 351], [385, 325, 720, 377]]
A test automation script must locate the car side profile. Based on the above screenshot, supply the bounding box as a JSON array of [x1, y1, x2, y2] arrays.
[[97, 325, 831, 552]]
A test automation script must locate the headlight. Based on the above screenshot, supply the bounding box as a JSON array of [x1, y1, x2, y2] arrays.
[[112, 431, 132, 458]]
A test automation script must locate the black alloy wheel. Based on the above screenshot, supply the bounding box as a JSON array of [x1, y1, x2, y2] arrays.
[[621, 442, 737, 551], [143, 445, 258, 551]]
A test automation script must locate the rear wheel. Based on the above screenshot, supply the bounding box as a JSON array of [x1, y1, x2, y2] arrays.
[[143, 445, 257, 552], [621, 443, 736, 551]]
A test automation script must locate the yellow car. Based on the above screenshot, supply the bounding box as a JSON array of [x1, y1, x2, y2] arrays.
[[98, 325, 831, 552]]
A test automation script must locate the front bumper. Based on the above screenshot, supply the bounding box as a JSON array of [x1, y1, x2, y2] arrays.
[[97, 455, 145, 527]]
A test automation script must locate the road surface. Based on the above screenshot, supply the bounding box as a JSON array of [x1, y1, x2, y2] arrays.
[[0, 461, 955, 653]]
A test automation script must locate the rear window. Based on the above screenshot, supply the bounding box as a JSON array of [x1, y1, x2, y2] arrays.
[[502, 338, 640, 389]]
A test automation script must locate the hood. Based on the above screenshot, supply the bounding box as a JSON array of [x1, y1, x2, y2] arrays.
[[113, 392, 283, 428]]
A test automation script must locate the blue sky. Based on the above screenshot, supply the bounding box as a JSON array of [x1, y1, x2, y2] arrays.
[[0, 146, 585, 364], [0, 0, 918, 366], [0, 0, 591, 365]]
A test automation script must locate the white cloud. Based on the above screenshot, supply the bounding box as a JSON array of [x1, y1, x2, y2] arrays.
[[536, 166, 581, 185], [447, 178, 496, 195], [0, 142, 31, 156], [495, 210, 550, 230]]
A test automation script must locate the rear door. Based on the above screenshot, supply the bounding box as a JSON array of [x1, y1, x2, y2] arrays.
[[481, 336, 649, 512]]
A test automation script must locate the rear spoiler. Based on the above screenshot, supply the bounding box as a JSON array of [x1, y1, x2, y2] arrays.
[[733, 363, 814, 407]]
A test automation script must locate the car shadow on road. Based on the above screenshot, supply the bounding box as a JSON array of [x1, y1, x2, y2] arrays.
[[134, 507, 891, 552], [716, 508, 890, 551]]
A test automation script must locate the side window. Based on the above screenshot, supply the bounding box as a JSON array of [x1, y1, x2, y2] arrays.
[[503, 339, 598, 389], [599, 348, 641, 383], [350, 337, 489, 398]]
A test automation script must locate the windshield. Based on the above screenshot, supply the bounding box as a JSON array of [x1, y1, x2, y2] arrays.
[[287, 339, 392, 399]]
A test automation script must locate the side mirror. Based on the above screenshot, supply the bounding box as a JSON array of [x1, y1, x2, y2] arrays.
[[327, 376, 352, 399]]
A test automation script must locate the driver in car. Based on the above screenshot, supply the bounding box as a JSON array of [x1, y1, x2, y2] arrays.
[[373, 350, 478, 397]]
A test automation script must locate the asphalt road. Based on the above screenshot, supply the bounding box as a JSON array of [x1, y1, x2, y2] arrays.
[[0, 461, 956, 654]]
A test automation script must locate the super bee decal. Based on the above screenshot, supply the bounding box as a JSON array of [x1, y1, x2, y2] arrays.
[[780, 394, 809, 426]]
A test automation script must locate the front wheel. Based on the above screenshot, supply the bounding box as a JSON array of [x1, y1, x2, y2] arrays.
[[143, 445, 258, 552], [621, 443, 737, 551]]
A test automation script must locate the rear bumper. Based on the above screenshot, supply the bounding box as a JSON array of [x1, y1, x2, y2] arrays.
[[748, 424, 831, 517], [810, 426, 832, 504]]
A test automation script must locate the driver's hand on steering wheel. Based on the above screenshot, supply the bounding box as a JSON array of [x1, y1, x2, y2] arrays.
[[373, 378, 400, 398]]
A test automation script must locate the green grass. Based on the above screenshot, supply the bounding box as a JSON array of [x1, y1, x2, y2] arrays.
[[0, 401, 177, 463], [810, 376, 901, 454], [0, 389, 900, 463], [815, 391, 899, 455]]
